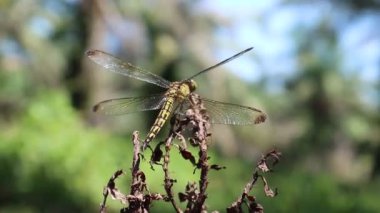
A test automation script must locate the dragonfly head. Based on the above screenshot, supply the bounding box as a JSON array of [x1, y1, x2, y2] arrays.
[[187, 79, 197, 92]]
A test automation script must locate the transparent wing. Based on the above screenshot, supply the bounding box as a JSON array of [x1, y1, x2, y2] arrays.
[[93, 94, 167, 115], [202, 99, 267, 125], [87, 50, 171, 88], [186, 47, 253, 80]]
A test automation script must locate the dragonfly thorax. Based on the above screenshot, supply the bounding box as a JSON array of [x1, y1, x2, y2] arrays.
[[166, 80, 197, 102]]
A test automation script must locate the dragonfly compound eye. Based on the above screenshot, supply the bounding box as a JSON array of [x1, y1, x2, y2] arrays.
[[189, 79, 197, 92]]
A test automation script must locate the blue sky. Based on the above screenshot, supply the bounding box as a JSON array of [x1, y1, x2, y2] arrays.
[[6, 0, 379, 86], [2, 0, 378, 103], [196, 0, 379, 95]]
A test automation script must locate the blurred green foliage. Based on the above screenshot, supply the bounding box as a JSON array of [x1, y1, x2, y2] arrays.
[[0, 90, 378, 212], [0, 90, 131, 212], [1, 0, 379, 212]]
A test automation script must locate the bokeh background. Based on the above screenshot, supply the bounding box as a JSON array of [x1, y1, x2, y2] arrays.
[[1, 0, 379, 212]]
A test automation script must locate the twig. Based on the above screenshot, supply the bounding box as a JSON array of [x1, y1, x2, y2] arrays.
[[100, 132, 166, 213], [227, 149, 281, 213], [100, 169, 124, 212], [163, 132, 183, 213], [189, 94, 210, 212], [99, 93, 279, 212]]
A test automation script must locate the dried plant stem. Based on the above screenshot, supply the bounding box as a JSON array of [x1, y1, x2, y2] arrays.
[[99, 93, 279, 213], [130, 131, 141, 194], [163, 132, 183, 213], [193, 140, 209, 212], [189, 94, 210, 212], [227, 149, 281, 213]]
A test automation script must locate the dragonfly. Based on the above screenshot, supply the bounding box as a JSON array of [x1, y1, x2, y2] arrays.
[[86, 47, 266, 148]]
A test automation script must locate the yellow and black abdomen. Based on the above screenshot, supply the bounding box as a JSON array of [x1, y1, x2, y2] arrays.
[[144, 93, 175, 145]]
